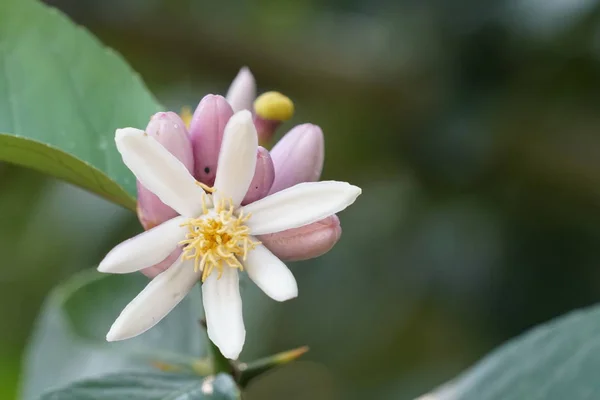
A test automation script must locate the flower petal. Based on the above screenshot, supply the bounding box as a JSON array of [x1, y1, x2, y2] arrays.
[[243, 181, 361, 235], [243, 243, 298, 301], [141, 247, 182, 279], [98, 216, 187, 274], [116, 128, 205, 217], [202, 267, 245, 360], [106, 257, 199, 341], [213, 110, 258, 206], [137, 112, 195, 229]]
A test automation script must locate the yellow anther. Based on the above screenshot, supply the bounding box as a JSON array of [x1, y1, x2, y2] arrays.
[[254, 91, 295, 121], [196, 181, 215, 193], [179, 197, 261, 282], [180, 106, 193, 128]]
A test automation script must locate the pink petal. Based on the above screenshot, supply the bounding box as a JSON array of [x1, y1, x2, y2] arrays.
[[189, 95, 233, 186], [241, 146, 275, 205], [141, 247, 183, 279]]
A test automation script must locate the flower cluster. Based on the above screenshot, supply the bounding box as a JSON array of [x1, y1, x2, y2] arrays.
[[99, 68, 361, 359]]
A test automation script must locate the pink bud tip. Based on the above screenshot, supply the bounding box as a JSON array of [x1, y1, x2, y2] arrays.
[[226, 67, 256, 112], [189, 95, 234, 186], [146, 111, 194, 170], [242, 146, 275, 205], [269, 124, 325, 194], [137, 112, 194, 229], [259, 215, 342, 261]]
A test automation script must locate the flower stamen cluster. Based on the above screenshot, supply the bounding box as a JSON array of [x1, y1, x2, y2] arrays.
[[180, 193, 260, 282]]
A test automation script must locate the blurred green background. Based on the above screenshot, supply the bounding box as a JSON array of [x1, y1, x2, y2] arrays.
[[5, 0, 600, 398]]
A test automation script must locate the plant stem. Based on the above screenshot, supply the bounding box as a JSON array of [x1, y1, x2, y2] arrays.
[[200, 318, 235, 376]]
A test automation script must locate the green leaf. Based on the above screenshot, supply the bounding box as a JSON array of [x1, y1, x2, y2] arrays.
[[39, 372, 240, 400], [0, 0, 161, 210], [20, 270, 206, 400], [423, 304, 600, 400]]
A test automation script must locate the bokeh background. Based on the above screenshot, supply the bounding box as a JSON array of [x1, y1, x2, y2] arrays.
[[4, 0, 600, 398]]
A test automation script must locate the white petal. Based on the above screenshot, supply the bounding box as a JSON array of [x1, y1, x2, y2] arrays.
[[225, 67, 256, 112], [213, 111, 258, 206], [116, 128, 205, 217], [243, 181, 361, 235], [202, 267, 245, 359], [98, 216, 187, 274], [243, 243, 298, 301], [106, 257, 199, 341]]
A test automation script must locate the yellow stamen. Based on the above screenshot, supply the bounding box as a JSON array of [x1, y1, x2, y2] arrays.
[[196, 181, 215, 193], [254, 91, 295, 121], [200, 194, 208, 215], [179, 192, 260, 282]]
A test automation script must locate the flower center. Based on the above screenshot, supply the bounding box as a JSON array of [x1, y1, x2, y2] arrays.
[[179, 195, 260, 282]]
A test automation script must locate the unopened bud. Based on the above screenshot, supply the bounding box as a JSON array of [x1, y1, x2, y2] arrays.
[[242, 147, 275, 205], [226, 67, 256, 112], [137, 112, 194, 230], [189, 95, 234, 186], [259, 215, 342, 261], [269, 123, 324, 194]]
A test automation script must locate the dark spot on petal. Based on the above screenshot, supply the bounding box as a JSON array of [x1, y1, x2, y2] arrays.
[[204, 167, 210, 174]]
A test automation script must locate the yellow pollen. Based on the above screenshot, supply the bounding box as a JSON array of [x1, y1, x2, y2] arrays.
[[254, 91, 295, 121], [180, 106, 193, 128], [179, 195, 260, 282]]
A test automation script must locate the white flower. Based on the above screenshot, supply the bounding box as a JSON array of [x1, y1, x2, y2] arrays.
[[99, 110, 361, 359]]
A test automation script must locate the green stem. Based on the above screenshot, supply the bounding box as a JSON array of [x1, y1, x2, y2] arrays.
[[236, 346, 309, 387], [200, 318, 235, 375], [209, 341, 235, 375]]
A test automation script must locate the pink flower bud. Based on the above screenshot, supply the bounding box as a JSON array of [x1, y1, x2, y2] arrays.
[[226, 67, 256, 112], [259, 215, 342, 261], [137, 112, 194, 230], [189, 95, 234, 186], [269, 123, 325, 194], [241, 146, 275, 205]]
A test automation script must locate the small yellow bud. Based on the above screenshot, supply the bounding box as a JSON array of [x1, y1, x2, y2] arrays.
[[179, 106, 193, 128], [254, 91, 295, 121]]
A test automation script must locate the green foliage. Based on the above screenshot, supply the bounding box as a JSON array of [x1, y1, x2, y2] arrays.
[[425, 304, 600, 400], [21, 271, 206, 400], [39, 372, 240, 400], [10, 0, 600, 398], [0, 0, 161, 210]]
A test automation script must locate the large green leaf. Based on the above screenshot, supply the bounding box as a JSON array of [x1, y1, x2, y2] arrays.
[[20, 270, 205, 400], [0, 0, 161, 210], [39, 372, 240, 400], [422, 304, 600, 400]]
